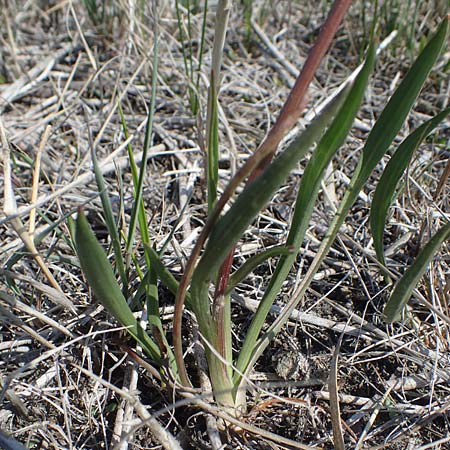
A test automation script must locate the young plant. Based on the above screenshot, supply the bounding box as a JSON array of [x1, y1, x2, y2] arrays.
[[172, 8, 449, 413], [74, 1, 449, 439]]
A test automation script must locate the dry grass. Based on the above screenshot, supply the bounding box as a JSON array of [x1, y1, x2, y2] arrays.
[[1, 1, 449, 449]]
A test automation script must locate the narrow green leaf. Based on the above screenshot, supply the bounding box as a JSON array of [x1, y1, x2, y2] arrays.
[[75, 209, 161, 363], [193, 0, 209, 114], [117, 105, 168, 369], [146, 246, 180, 293], [6, 210, 75, 270], [90, 144, 127, 287], [225, 245, 294, 295], [353, 18, 448, 202], [234, 43, 376, 386], [118, 102, 152, 272], [384, 222, 450, 322], [125, 27, 159, 258], [145, 266, 177, 373], [193, 79, 352, 293], [235, 18, 448, 392], [175, 0, 197, 112], [207, 77, 219, 212], [145, 244, 192, 308], [370, 107, 450, 267]]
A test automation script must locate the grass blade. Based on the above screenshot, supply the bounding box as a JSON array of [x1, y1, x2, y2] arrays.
[[6, 209, 76, 270], [125, 17, 159, 258], [206, 0, 231, 211], [225, 245, 294, 295], [75, 209, 161, 363], [370, 107, 450, 267], [383, 222, 450, 322], [193, 0, 209, 114], [233, 44, 376, 388], [190, 76, 353, 407], [207, 79, 219, 211], [117, 101, 170, 371], [118, 102, 151, 249], [145, 244, 193, 307], [235, 16, 449, 393], [192, 81, 351, 293], [353, 18, 448, 196], [88, 124, 127, 287]]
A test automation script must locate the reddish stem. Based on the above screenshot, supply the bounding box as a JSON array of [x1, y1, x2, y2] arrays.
[[173, 0, 354, 387], [213, 0, 354, 307]]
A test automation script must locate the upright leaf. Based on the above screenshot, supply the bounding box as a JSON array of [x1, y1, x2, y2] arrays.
[[238, 17, 449, 393], [234, 43, 376, 387], [207, 79, 220, 212], [125, 24, 159, 258], [75, 209, 161, 363], [90, 143, 127, 287], [384, 222, 450, 322], [370, 107, 450, 267], [193, 80, 352, 295]]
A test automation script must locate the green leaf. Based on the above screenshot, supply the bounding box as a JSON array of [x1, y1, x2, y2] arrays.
[[118, 102, 151, 252], [207, 76, 220, 212], [193, 78, 352, 296], [125, 28, 159, 259], [117, 104, 171, 369], [75, 209, 161, 363], [145, 245, 185, 295], [225, 245, 295, 295], [234, 43, 376, 386], [6, 209, 75, 270], [187, 80, 352, 395], [370, 107, 450, 267], [353, 18, 448, 201], [90, 141, 127, 287], [384, 222, 450, 322], [235, 17, 449, 392]]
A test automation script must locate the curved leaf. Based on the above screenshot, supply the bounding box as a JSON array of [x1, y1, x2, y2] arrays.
[[75, 209, 161, 363], [234, 43, 376, 386], [192, 79, 353, 300], [225, 245, 294, 295], [384, 222, 450, 322], [237, 17, 449, 391], [371, 107, 450, 267]]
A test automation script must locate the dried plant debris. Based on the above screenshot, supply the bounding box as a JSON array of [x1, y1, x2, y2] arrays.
[[1, 1, 449, 449]]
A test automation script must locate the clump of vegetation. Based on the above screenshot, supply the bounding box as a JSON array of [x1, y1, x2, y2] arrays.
[[1, 1, 449, 448]]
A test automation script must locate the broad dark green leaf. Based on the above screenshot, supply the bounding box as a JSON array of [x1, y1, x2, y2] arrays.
[[75, 209, 161, 363]]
